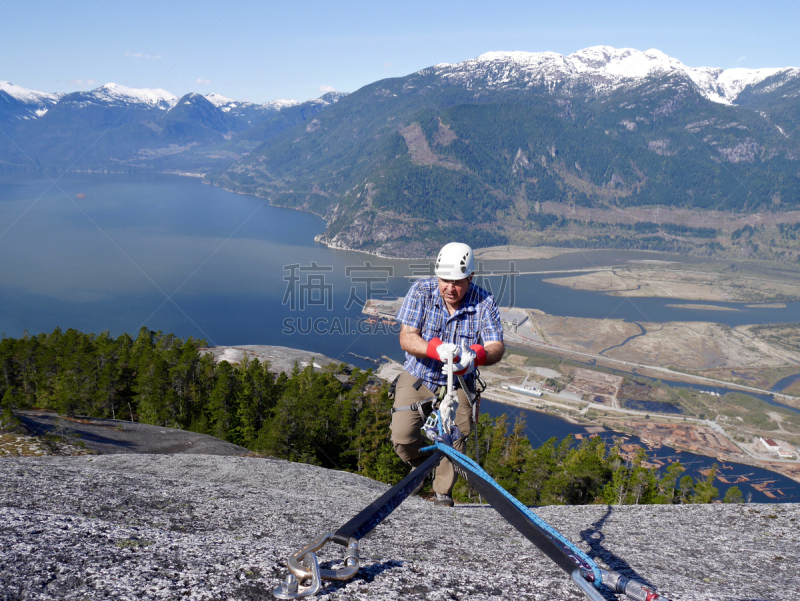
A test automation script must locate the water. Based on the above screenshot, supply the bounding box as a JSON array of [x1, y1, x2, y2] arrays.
[[771, 372, 800, 392], [656, 378, 800, 416], [5, 173, 800, 357], [507, 269, 800, 327], [3, 172, 799, 500], [0, 173, 400, 362], [481, 398, 580, 444]]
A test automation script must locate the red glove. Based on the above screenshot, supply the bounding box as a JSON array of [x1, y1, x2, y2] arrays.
[[426, 338, 461, 362], [470, 344, 487, 366], [426, 337, 444, 361]]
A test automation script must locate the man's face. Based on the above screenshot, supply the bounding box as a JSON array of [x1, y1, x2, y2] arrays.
[[438, 276, 472, 307]]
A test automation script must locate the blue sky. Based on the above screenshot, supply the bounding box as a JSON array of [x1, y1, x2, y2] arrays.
[[3, 0, 800, 103]]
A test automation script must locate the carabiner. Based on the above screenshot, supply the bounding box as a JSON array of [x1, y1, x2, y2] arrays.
[[287, 532, 360, 582], [273, 552, 321, 599]]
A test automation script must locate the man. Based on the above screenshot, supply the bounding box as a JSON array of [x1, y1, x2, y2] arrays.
[[391, 242, 505, 506]]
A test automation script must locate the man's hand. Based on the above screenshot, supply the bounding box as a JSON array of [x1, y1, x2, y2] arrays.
[[451, 344, 476, 376], [425, 337, 461, 363], [447, 342, 487, 376]]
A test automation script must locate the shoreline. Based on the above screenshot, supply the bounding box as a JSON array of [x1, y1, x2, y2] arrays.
[[204, 180, 423, 260], [13, 169, 800, 268], [50, 170, 728, 264], [204, 177, 631, 262]]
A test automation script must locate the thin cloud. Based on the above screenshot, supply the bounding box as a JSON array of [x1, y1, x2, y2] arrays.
[[318, 84, 336, 93], [384, 61, 394, 69], [125, 50, 162, 60], [195, 78, 211, 85], [736, 56, 746, 64], [65, 79, 97, 86]]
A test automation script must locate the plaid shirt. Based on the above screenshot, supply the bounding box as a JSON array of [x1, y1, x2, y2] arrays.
[[397, 277, 503, 389]]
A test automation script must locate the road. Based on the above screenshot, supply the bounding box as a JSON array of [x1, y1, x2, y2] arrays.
[[503, 323, 800, 404]]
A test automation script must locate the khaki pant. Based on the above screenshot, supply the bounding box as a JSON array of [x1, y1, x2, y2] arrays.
[[390, 370, 472, 495]]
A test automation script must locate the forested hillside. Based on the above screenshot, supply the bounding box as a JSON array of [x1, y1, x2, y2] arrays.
[[1, 328, 743, 505], [209, 57, 800, 259]]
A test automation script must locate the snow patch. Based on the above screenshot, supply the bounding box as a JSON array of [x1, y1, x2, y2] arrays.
[[205, 93, 236, 107], [264, 99, 300, 110]]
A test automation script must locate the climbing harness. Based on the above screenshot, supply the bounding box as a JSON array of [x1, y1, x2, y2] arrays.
[[389, 374, 436, 421], [273, 355, 671, 601]]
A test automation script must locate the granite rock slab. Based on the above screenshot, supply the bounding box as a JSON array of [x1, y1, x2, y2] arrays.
[[15, 412, 251, 456], [1, 454, 797, 601]]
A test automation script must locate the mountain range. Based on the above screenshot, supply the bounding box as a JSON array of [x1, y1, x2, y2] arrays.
[[0, 81, 345, 173], [4, 46, 800, 258]]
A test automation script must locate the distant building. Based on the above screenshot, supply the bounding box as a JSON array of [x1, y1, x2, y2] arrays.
[[760, 438, 780, 451], [502, 384, 542, 397], [759, 438, 795, 458]]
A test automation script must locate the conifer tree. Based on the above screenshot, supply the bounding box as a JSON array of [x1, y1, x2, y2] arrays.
[[692, 465, 720, 504], [722, 485, 744, 504], [656, 462, 685, 504]]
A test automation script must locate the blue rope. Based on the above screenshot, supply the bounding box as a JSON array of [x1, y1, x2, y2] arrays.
[[422, 441, 603, 587]]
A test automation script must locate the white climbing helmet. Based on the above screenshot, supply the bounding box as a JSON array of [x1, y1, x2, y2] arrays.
[[434, 242, 475, 280]]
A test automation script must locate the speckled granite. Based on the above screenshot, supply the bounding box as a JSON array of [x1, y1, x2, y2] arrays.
[[1, 455, 797, 601]]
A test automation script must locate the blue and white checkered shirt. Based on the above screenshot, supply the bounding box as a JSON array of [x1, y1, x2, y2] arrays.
[[397, 277, 504, 390]]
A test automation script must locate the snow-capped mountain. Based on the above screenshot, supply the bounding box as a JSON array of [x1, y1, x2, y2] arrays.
[[205, 93, 300, 112], [165, 93, 230, 133], [264, 98, 302, 110], [0, 81, 62, 106], [48, 83, 179, 114], [203, 93, 301, 130], [0, 81, 62, 121], [1, 79, 346, 127], [0, 77, 347, 173], [205, 93, 236, 108], [431, 46, 800, 106], [86, 83, 178, 109], [0, 81, 308, 124]]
